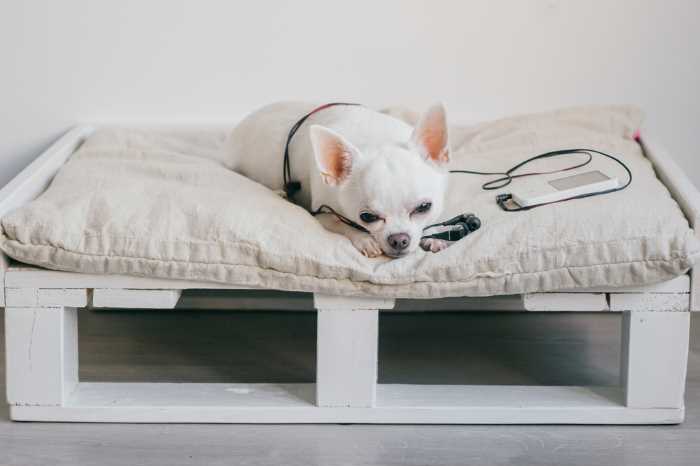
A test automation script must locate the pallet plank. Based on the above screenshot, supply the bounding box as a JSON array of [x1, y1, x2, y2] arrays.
[[5, 288, 89, 308], [609, 293, 689, 312], [5, 306, 78, 406], [92, 289, 182, 309], [621, 311, 690, 408], [0, 253, 8, 306], [316, 309, 379, 407], [8, 383, 683, 424], [313, 294, 395, 310], [523, 293, 608, 311], [38, 289, 89, 307]]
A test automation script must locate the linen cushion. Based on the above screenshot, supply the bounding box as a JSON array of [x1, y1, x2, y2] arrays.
[[1, 106, 697, 298]]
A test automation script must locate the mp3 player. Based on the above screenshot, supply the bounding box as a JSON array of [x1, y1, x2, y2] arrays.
[[511, 170, 619, 208]]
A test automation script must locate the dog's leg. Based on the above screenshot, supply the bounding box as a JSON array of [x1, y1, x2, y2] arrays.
[[420, 237, 452, 253], [315, 213, 383, 258]]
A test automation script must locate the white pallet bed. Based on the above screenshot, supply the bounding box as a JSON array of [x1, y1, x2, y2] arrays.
[[1, 127, 698, 424]]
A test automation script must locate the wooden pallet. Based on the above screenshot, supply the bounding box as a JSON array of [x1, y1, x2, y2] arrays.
[[1, 127, 698, 424]]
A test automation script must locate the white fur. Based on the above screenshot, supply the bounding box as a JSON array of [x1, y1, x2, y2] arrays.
[[225, 102, 450, 258]]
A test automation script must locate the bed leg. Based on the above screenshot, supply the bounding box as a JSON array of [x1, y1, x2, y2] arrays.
[[5, 306, 79, 408], [315, 308, 379, 408], [620, 311, 690, 410], [313, 294, 393, 408]]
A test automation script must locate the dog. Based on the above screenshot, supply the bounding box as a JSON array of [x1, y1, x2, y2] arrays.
[[225, 102, 451, 258]]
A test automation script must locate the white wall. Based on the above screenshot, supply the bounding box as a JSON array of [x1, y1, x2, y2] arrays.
[[1, 0, 699, 187]]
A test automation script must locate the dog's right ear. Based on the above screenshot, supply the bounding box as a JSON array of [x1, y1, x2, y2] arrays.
[[309, 125, 360, 186]]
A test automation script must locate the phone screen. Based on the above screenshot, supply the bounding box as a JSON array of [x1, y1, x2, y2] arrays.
[[548, 170, 611, 191]]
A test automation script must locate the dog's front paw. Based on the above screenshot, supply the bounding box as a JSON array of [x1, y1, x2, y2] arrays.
[[420, 238, 451, 253], [351, 234, 383, 258]]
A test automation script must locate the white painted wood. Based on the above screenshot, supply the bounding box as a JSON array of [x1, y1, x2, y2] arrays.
[[0, 126, 94, 219], [0, 252, 8, 307], [5, 306, 79, 406], [609, 293, 689, 312], [316, 309, 379, 408], [523, 293, 608, 311], [92, 288, 182, 309], [692, 268, 700, 312], [621, 311, 690, 409], [313, 294, 395, 310], [4, 287, 88, 307], [4, 287, 38, 307], [7, 383, 682, 424], [37, 288, 89, 307], [641, 137, 700, 229], [641, 137, 700, 312]]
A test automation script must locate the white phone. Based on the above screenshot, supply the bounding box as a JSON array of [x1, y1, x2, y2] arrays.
[[511, 170, 619, 208]]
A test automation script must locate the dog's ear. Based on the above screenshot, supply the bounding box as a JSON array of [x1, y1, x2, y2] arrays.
[[309, 125, 360, 186], [411, 103, 449, 165]]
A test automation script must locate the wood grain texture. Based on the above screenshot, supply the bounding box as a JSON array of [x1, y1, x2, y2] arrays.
[[4, 306, 78, 405], [0, 310, 699, 465], [5, 288, 88, 308]]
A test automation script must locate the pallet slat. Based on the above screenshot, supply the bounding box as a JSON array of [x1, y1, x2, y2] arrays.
[[5, 306, 78, 406], [5, 288, 88, 308], [316, 309, 379, 407], [7, 383, 683, 424], [610, 293, 689, 312], [523, 293, 608, 311], [92, 289, 182, 309]]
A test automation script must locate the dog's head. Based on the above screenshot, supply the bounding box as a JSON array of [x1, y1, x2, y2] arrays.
[[310, 103, 450, 258]]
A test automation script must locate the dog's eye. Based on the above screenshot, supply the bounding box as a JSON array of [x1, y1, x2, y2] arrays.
[[413, 201, 432, 214], [359, 212, 380, 223]]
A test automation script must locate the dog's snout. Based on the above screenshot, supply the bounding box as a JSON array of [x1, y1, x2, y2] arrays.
[[387, 233, 411, 251]]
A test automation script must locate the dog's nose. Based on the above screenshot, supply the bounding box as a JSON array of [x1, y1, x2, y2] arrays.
[[387, 233, 411, 251]]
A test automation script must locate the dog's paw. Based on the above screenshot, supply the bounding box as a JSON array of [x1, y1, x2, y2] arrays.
[[420, 238, 451, 253], [351, 235, 383, 258]]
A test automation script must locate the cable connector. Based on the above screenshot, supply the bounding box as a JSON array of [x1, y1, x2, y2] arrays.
[[496, 193, 512, 203]]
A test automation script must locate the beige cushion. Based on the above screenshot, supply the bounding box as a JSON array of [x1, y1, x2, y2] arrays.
[[1, 106, 698, 298]]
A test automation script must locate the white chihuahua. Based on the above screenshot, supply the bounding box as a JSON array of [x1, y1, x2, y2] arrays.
[[225, 102, 451, 258]]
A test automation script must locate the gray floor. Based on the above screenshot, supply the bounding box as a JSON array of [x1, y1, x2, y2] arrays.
[[0, 306, 698, 466]]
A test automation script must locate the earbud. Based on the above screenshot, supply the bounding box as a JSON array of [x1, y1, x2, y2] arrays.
[[421, 213, 482, 241], [462, 214, 481, 232]]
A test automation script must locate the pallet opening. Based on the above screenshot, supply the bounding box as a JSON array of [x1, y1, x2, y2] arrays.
[[378, 311, 622, 386], [78, 309, 317, 383]]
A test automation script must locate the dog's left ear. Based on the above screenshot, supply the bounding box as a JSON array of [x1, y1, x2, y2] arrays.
[[309, 125, 360, 186], [411, 103, 449, 165]]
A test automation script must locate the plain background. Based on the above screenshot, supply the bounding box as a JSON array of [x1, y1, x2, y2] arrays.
[[0, 0, 699, 187], [1, 3, 700, 464]]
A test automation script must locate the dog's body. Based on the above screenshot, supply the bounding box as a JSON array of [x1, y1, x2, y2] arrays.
[[225, 102, 451, 257]]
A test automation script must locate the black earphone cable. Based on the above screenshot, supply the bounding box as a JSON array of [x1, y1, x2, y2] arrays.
[[448, 148, 632, 211], [283, 102, 361, 199]]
